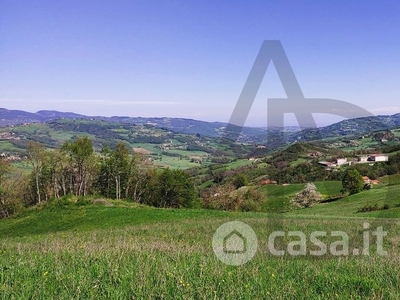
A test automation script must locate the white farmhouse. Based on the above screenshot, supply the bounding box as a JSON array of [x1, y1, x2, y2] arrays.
[[368, 154, 389, 162], [336, 158, 348, 166]]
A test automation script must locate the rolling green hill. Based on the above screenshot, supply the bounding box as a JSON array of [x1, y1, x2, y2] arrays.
[[289, 113, 400, 142], [0, 119, 254, 169], [3, 107, 400, 146], [0, 196, 399, 299]]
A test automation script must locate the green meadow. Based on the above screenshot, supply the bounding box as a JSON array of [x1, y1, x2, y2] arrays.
[[1, 189, 399, 299]]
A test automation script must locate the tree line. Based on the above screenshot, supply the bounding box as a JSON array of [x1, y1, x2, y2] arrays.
[[0, 137, 196, 217]]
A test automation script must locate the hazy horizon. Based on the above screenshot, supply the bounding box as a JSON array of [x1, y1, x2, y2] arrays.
[[1, 1, 400, 127], [2, 105, 399, 130]]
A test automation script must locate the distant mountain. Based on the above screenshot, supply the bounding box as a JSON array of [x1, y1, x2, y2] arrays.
[[0, 108, 46, 125], [1, 107, 400, 145], [0, 108, 273, 142], [289, 114, 400, 142], [36, 110, 85, 119], [0, 108, 87, 125]]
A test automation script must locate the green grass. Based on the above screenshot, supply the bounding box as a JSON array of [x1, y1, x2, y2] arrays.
[[0, 199, 230, 238], [0, 141, 19, 152], [289, 184, 400, 218], [257, 180, 400, 218], [49, 131, 76, 141], [259, 183, 304, 212], [289, 157, 308, 167], [1, 176, 399, 299], [258, 181, 342, 213], [1, 199, 399, 299], [380, 174, 400, 185], [224, 159, 254, 169], [154, 155, 201, 169], [314, 180, 342, 196], [168, 149, 208, 157]]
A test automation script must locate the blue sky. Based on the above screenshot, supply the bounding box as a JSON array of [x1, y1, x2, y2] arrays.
[[1, 1, 400, 126]]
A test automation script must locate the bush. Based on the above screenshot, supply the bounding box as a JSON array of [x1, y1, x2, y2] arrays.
[[341, 169, 364, 195], [144, 168, 196, 208], [292, 183, 323, 208], [357, 204, 389, 213], [232, 174, 248, 189], [201, 184, 263, 212], [0, 173, 28, 218]]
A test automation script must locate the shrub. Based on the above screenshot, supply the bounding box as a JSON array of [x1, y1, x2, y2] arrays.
[[357, 204, 380, 213], [341, 169, 364, 195], [292, 183, 323, 208], [357, 204, 389, 213], [201, 184, 263, 212], [143, 168, 196, 208], [232, 174, 248, 189]]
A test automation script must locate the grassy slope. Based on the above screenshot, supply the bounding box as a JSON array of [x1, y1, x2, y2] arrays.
[[0, 200, 230, 239], [289, 184, 400, 218], [259, 181, 343, 212], [1, 193, 400, 299]]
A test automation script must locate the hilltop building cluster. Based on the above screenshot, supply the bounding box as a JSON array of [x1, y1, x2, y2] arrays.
[[318, 154, 389, 169]]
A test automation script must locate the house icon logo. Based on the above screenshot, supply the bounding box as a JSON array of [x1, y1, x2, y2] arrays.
[[223, 230, 247, 254], [213, 221, 258, 266]]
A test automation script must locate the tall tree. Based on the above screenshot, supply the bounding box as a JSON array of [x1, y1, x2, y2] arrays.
[[0, 158, 10, 215], [128, 153, 151, 203], [97, 145, 113, 198], [153, 168, 196, 208], [97, 143, 138, 200], [341, 169, 364, 195], [61, 137, 96, 196], [109, 143, 130, 200], [27, 142, 46, 203]]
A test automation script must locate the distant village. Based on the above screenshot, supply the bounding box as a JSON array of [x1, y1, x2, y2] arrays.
[[0, 152, 24, 162], [317, 153, 389, 169]]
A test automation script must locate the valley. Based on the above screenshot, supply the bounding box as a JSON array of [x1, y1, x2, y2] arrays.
[[1, 109, 400, 299]]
